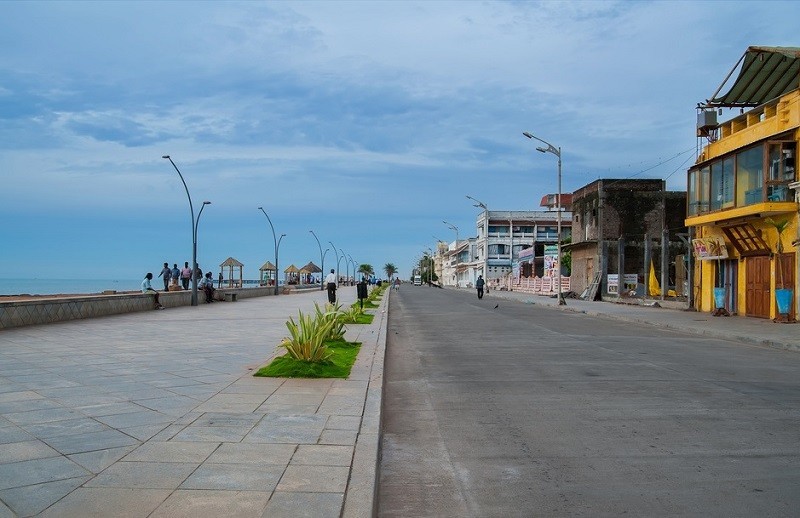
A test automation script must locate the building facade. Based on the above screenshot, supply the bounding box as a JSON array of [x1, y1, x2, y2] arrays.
[[569, 179, 687, 299], [472, 207, 572, 288], [687, 46, 799, 320]]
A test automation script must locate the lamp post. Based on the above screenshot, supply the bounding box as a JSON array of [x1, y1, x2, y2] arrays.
[[162, 155, 209, 307], [258, 207, 282, 295], [347, 255, 356, 281], [277, 233, 286, 288], [328, 241, 340, 286], [443, 220, 459, 242], [340, 250, 350, 285], [337, 249, 346, 284], [309, 230, 325, 290], [443, 221, 460, 286], [466, 195, 488, 283], [523, 131, 565, 305]]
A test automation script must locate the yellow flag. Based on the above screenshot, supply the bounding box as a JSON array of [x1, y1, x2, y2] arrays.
[[648, 260, 660, 296]]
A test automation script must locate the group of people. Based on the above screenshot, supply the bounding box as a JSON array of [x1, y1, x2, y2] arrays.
[[143, 261, 222, 309], [156, 262, 197, 291]]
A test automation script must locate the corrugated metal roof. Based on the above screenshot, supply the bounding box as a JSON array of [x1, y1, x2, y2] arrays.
[[704, 46, 800, 108]]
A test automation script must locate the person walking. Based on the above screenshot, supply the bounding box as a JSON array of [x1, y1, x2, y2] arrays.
[[180, 262, 192, 290], [394, 277, 400, 291], [325, 268, 337, 304], [476, 275, 485, 300], [142, 273, 165, 309], [218, 271, 223, 288], [158, 262, 171, 291]]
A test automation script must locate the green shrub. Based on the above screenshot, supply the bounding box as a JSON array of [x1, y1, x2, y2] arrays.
[[314, 302, 347, 341], [279, 309, 333, 362]]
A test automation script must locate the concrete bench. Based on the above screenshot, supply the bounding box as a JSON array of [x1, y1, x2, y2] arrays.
[[224, 292, 238, 302]]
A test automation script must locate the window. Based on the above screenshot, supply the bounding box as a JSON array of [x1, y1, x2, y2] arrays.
[[710, 158, 734, 210], [767, 141, 796, 201], [736, 146, 763, 206], [688, 169, 698, 215]]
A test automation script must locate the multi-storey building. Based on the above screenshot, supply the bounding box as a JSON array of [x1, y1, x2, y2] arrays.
[[568, 179, 687, 298], [472, 203, 572, 287], [687, 46, 799, 320]]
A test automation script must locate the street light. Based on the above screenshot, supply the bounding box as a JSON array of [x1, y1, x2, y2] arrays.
[[466, 195, 488, 283], [162, 155, 209, 306], [442, 220, 459, 242], [347, 254, 356, 281], [523, 131, 565, 305], [309, 230, 325, 290], [258, 207, 282, 295]]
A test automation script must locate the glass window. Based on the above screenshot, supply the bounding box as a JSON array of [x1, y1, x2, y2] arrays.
[[710, 163, 722, 211], [736, 146, 763, 206], [721, 157, 734, 208], [699, 166, 710, 212], [688, 169, 697, 215]]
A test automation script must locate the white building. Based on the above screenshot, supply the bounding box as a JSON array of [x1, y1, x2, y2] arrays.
[[472, 204, 572, 286]]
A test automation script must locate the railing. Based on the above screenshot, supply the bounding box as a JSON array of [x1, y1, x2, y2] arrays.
[[498, 275, 571, 295]]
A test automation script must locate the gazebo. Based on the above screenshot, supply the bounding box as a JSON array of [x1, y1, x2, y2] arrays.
[[219, 257, 243, 288], [259, 261, 277, 286], [299, 261, 322, 285], [284, 264, 300, 285]]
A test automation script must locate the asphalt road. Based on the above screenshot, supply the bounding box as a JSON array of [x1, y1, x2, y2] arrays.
[[377, 285, 800, 517]]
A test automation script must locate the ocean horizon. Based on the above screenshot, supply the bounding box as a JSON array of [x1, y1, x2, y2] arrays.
[[0, 278, 275, 296], [0, 279, 143, 296]]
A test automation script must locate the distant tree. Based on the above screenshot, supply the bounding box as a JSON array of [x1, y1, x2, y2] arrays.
[[384, 263, 397, 279], [358, 264, 374, 278]]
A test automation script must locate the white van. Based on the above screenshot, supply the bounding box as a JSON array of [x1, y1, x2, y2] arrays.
[[413, 275, 422, 286]]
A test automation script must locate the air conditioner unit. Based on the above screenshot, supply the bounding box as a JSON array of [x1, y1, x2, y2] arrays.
[[697, 110, 717, 130]]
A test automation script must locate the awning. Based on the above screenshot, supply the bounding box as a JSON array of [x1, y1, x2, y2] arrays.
[[703, 46, 800, 108]]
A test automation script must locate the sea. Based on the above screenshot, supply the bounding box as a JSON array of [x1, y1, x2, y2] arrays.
[[0, 279, 143, 296], [0, 278, 268, 296]]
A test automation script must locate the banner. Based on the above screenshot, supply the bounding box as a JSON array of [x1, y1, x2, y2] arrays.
[[692, 237, 729, 260]]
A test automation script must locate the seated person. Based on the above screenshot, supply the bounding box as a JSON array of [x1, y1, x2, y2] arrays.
[[201, 272, 216, 303], [142, 273, 165, 310]]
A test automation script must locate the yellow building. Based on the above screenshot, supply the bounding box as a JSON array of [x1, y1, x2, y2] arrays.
[[687, 46, 799, 320]]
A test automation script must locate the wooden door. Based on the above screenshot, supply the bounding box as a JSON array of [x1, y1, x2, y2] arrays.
[[745, 256, 770, 318]]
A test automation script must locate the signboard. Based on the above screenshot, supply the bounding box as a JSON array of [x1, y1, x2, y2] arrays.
[[544, 245, 558, 278], [608, 274, 638, 294], [518, 247, 534, 261], [692, 237, 729, 260], [607, 274, 619, 294]]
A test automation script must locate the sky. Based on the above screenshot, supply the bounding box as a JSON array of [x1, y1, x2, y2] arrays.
[[2, 0, 799, 284]]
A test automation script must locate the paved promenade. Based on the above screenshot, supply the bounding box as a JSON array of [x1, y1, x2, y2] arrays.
[[0, 288, 386, 518]]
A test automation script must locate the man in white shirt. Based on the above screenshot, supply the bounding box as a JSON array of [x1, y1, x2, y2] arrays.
[[142, 273, 165, 310], [325, 269, 337, 303]]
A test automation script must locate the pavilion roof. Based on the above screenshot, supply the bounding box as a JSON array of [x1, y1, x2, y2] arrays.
[[220, 257, 243, 267]]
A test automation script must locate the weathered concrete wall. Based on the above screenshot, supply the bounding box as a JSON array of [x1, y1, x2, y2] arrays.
[[0, 287, 280, 330]]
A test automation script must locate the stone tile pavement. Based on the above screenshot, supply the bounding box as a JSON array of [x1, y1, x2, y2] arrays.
[[0, 287, 386, 517]]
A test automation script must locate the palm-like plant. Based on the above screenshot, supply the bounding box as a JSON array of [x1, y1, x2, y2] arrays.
[[384, 263, 397, 280], [358, 264, 374, 278], [313, 302, 347, 341], [280, 310, 334, 362], [766, 218, 790, 288]]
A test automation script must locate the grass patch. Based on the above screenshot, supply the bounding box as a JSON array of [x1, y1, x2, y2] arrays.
[[352, 312, 374, 324], [254, 340, 361, 378], [355, 300, 379, 309]]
